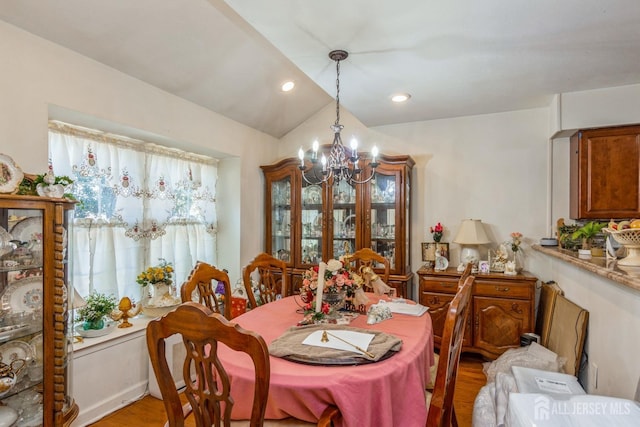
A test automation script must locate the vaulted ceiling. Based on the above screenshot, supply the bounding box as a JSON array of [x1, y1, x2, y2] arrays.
[[2, 0, 640, 138]]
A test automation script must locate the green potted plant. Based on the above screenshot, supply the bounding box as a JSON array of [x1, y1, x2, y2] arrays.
[[572, 221, 607, 258], [76, 292, 118, 330]]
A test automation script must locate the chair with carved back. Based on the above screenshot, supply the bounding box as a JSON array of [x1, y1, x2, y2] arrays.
[[343, 248, 390, 291], [147, 302, 340, 427], [242, 252, 288, 309], [180, 260, 232, 319], [147, 302, 269, 426], [426, 275, 474, 427]]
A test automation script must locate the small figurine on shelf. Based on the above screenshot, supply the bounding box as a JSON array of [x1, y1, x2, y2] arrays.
[[110, 296, 142, 328]]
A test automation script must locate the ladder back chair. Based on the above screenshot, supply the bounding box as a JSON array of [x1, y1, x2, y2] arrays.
[[242, 252, 287, 309], [180, 261, 232, 319], [426, 275, 475, 427]]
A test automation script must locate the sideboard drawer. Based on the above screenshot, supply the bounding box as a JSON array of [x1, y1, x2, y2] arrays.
[[474, 279, 531, 299], [419, 276, 459, 294]]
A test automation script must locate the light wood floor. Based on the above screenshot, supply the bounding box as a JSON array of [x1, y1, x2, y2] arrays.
[[89, 353, 487, 427]]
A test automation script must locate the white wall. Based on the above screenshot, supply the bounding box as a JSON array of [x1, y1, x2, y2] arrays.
[[280, 104, 550, 286]]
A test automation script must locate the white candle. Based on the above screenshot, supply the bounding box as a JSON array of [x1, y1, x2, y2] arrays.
[[315, 262, 327, 312]]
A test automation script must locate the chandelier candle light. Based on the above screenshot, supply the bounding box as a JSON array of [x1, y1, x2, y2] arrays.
[[315, 262, 327, 313], [298, 50, 379, 186]]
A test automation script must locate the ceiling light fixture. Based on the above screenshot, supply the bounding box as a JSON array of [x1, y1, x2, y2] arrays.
[[391, 93, 411, 103], [297, 50, 378, 186], [281, 81, 295, 92]]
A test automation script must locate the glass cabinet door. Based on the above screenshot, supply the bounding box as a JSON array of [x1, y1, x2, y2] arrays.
[[300, 183, 323, 266], [330, 179, 356, 259], [0, 196, 77, 427], [270, 177, 292, 263], [368, 173, 398, 270]]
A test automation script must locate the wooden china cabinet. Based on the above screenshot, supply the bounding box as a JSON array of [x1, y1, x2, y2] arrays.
[[0, 194, 78, 426], [261, 151, 414, 297]]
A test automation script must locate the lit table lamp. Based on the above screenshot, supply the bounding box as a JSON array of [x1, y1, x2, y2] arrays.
[[453, 219, 490, 266]]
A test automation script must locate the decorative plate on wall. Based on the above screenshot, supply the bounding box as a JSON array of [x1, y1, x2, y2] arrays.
[[0, 154, 24, 194]]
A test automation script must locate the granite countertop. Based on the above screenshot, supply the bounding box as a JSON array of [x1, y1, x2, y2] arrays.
[[532, 244, 640, 293]]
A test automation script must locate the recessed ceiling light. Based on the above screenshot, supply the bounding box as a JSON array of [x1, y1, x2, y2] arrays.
[[281, 81, 295, 92], [391, 93, 411, 103]]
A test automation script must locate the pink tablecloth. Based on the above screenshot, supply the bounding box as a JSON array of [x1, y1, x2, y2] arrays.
[[217, 294, 434, 427]]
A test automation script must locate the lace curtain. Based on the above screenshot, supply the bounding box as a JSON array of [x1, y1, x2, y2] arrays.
[[48, 121, 218, 301]]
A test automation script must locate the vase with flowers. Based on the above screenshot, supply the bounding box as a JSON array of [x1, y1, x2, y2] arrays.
[[299, 259, 367, 322], [76, 292, 118, 330], [137, 258, 181, 315], [430, 222, 444, 243], [507, 232, 524, 273]]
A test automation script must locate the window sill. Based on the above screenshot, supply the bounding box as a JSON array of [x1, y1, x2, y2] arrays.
[[532, 244, 640, 293], [72, 316, 152, 356]]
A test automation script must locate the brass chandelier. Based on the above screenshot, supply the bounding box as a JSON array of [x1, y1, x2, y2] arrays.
[[298, 50, 378, 186]]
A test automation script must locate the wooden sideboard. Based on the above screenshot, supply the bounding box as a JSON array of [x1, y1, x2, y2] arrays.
[[417, 267, 537, 360]]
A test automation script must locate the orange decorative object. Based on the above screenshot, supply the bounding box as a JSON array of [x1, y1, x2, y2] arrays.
[[110, 297, 141, 328]]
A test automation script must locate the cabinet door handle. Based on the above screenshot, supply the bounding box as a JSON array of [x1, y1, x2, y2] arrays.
[[429, 296, 440, 305], [495, 286, 510, 292]]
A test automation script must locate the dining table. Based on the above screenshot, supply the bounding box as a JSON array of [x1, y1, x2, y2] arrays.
[[217, 293, 434, 427]]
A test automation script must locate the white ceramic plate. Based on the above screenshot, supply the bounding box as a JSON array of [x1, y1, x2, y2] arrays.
[[9, 216, 42, 244], [303, 185, 321, 204], [1, 277, 43, 314], [0, 154, 24, 194], [74, 320, 117, 338], [0, 340, 34, 366], [435, 255, 449, 271]]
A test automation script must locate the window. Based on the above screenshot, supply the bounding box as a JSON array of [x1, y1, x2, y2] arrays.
[[49, 121, 218, 301]]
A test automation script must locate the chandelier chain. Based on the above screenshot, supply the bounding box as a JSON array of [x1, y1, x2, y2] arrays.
[[335, 58, 341, 127], [297, 49, 378, 186]]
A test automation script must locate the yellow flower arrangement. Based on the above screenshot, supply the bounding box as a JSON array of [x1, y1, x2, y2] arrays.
[[136, 258, 174, 287]]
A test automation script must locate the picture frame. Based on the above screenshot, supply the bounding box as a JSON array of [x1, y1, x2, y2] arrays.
[[422, 242, 449, 262], [479, 260, 490, 274]]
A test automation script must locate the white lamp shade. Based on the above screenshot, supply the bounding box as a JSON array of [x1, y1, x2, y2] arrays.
[[453, 219, 490, 245]]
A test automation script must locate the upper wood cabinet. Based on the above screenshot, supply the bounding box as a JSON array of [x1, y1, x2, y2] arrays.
[[570, 124, 640, 219], [261, 151, 414, 297]]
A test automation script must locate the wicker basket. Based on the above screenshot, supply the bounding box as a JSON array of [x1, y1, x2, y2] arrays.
[[604, 228, 640, 266]]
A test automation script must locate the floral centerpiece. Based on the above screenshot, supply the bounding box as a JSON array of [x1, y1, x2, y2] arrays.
[[76, 292, 118, 330], [430, 222, 444, 242], [299, 259, 368, 323], [137, 258, 180, 309]]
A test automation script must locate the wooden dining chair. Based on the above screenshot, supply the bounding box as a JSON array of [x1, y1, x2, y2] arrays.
[[147, 302, 270, 427], [427, 263, 473, 390], [426, 275, 474, 427], [147, 302, 340, 427], [180, 260, 232, 319], [242, 252, 288, 309], [343, 248, 390, 289]]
